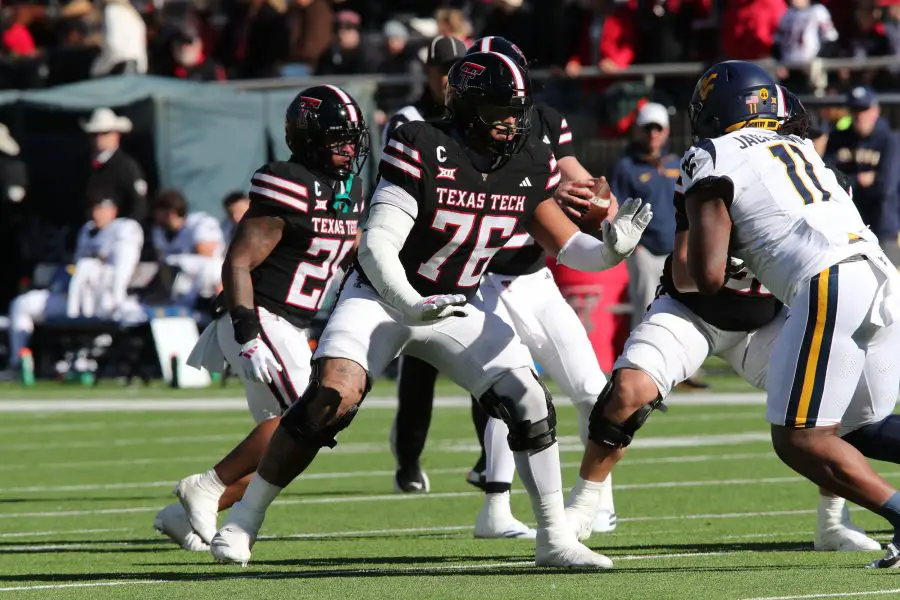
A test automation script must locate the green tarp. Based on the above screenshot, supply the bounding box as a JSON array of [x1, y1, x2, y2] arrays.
[[2, 76, 376, 219]]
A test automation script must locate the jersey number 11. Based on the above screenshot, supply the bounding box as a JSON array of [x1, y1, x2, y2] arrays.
[[769, 143, 833, 205]]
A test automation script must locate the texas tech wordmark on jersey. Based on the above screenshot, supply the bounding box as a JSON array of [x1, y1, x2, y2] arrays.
[[363, 120, 560, 299], [488, 104, 574, 276], [248, 160, 362, 328]]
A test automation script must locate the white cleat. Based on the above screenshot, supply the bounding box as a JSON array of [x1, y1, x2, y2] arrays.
[[534, 528, 613, 568], [174, 474, 221, 545], [153, 503, 209, 552], [210, 524, 255, 566], [474, 492, 536, 539], [815, 525, 882, 552], [592, 509, 617, 534], [564, 504, 596, 542]]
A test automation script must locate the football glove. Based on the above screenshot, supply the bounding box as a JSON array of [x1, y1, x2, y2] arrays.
[[237, 337, 282, 384], [601, 197, 654, 258], [406, 294, 469, 322]]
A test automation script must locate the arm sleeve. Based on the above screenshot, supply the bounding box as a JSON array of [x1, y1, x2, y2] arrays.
[[556, 230, 621, 271], [109, 220, 143, 305], [357, 200, 422, 315]]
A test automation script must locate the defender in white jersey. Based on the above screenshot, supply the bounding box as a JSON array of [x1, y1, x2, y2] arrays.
[[7, 198, 143, 369], [151, 190, 225, 305], [680, 61, 900, 569]]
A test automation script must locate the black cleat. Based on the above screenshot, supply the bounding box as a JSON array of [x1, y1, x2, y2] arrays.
[[394, 465, 430, 494], [465, 468, 486, 491], [867, 542, 900, 568]]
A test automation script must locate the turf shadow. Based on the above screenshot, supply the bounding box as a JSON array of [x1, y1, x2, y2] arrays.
[[591, 541, 811, 554]]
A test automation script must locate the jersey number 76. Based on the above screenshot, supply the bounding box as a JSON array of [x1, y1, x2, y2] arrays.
[[417, 210, 518, 288]]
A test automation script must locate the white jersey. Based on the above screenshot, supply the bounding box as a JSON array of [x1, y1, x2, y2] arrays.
[[776, 5, 838, 66], [74, 217, 143, 263], [680, 129, 878, 306], [152, 212, 225, 259]]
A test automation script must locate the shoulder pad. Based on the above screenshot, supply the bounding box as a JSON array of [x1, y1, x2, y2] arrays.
[[680, 139, 717, 193], [249, 161, 311, 214]]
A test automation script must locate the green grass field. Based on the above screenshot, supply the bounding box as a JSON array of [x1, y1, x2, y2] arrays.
[[2, 383, 899, 599]]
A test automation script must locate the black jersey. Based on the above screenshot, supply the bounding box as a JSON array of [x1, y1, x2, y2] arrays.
[[487, 104, 574, 276], [658, 176, 782, 332], [246, 159, 362, 328], [363, 120, 559, 300]]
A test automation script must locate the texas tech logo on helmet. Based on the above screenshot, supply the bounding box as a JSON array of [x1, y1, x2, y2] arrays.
[[298, 96, 323, 119], [458, 62, 487, 89]]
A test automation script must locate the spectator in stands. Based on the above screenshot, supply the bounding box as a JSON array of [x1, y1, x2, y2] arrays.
[[316, 10, 371, 75], [436, 8, 472, 44], [2, 5, 37, 57], [151, 189, 225, 307], [82, 108, 148, 223], [774, 0, 839, 93], [171, 25, 226, 81], [90, 0, 148, 77], [221, 190, 250, 243], [598, 0, 636, 74], [0, 124, 27, 312], [721, 0, 786, 60], [471, 0, 534, 58], [381, 35, 466, 143], [6, 196, 144, 372], [825, 86, 900, 263], [609, 102, 678, 329], [373, 20, 420, 120], [282, 0, 334, 77]]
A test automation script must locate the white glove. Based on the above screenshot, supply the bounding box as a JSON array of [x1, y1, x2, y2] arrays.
[[237, 337, 283, 384], [405, 294, 469, 322], [601, 197, 654, 258]]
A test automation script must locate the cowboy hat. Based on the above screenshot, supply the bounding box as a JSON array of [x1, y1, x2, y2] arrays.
[[0, 124, 20, 156], [80, 108, 132, 134]]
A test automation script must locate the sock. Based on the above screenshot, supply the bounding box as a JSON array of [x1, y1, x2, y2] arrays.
[[485, 418, 516, 486], [239, 474, 282, 514], [513, 443, 569, 534], [876, 491, 900, 545], [484, 491, 512, 516], [569, 476, 604, 512], [598, 474, 615, 512], [203, 468, 227, 495], [818, 494, 844, 529]]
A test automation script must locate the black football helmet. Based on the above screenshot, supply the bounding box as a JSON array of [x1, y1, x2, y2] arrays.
[[466, 36, 529, 70], [285, 85, 370, 180], [688, 60, 780, 143], [446, 51, 533, 161], [778, 85, 810, 138]]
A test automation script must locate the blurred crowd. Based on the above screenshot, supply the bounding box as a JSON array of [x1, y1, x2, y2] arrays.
[[0, 1, 898, 94]]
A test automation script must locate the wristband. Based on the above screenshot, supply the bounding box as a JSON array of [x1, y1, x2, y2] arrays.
[[230, 306, 260, 344]]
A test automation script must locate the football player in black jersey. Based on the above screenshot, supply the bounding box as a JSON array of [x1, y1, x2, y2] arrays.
[[211, 51, 652, 569], [390, 36, 618, 540], [152, 85, 367, 552], [566, 86, 881, 553]]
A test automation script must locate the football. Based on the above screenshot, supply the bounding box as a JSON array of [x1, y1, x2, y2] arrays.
[[579, 180, 616, 230]]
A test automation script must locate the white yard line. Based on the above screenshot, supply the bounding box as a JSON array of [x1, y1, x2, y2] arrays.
[[5, 472, 888, 517], [0, 393, 767, 413], [0, 528, 128, 538], [742, 590, 900, 600], [0, 451, 774, 474], [0, 452, 775, 489], [0, 416, 253, 435], [0, 581, 169, 593], [0, 431, 772, 454], [0, 472, 822, 495]]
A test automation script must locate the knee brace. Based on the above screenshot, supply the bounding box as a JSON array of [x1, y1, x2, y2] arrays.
[[842, 415, 900, 464], [279, 361, 371, 449], [588, 374, 667, 449], [478, 371, 557, 452]]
